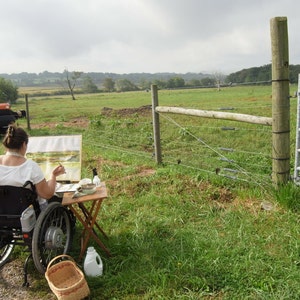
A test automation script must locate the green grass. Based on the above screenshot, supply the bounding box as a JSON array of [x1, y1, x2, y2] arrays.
[[3, 85, 300, 299]]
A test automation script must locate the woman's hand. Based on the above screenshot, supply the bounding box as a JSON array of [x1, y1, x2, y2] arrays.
[[52, 164, 66, 178], [36, 164, 66, 199]]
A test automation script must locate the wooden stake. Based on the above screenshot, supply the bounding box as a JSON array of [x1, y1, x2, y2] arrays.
[[151, 85, 162, 164], [25, 94, 31, 130], [270, 17, 290, 185]]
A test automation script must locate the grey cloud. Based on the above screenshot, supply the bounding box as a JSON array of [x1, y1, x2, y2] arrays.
[[0, 0, 299, 74]]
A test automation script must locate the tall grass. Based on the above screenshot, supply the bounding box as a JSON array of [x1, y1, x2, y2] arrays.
[[3, 85, 300, 299]]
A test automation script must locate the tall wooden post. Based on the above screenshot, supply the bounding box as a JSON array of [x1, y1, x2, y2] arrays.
[[25, 94, 31, 130], [151, 85, 162, 164], [270, 17, 290, 185]]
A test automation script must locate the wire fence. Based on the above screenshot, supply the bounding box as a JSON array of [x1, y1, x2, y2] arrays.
[[156, 112, 272, 188], [81, 83, 276, 189]]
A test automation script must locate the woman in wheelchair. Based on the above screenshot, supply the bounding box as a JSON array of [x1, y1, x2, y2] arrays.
[[0, 125, 75, 285], [0, 124, 65, 200]]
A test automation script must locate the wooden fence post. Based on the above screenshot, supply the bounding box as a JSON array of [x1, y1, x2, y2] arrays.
[[25, 94, 31, 130], [151, 85, 162, 164], [270, 17, 290, 185]]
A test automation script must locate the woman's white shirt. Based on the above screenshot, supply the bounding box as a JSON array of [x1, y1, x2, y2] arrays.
[[0, 159, 44, 186]]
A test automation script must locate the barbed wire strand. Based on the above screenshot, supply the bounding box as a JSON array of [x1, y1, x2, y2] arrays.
[[158, 112, 271, 189], [85, 127, 272, 187]]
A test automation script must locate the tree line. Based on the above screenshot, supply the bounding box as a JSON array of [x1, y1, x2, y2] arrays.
[[1, 64, 300, 103], [225, 64, 300, 84]]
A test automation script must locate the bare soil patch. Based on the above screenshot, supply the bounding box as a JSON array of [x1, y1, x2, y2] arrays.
[[31, 116, 89, 130], [0, 259, 54, 299], [31, 105, 152, 130], [101, 105, 152, 117]]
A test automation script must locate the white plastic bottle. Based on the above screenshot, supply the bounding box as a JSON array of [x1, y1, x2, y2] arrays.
[[84, 246, 103, 277], [92, 168, 101, 186]]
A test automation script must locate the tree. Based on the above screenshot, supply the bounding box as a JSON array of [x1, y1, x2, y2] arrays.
[[102, 77, 115, 92], [0, 78, 18, 104], [82, 76, 98, 93], [152, 79, 167, 89], [200, 77, 215, 87], [64, 69, 82, 100], [139, 79, 151, 90], [166, 76, 185, 88], [213, 72, 226, 91], [188, 79, 201, 87], [115, 79, 137, 92]]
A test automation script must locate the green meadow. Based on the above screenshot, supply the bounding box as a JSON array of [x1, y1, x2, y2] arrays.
[[3, 84, 300, 299]]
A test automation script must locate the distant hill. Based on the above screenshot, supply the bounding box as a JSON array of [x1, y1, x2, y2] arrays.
[[1, 64, 300, 89], [226, 64, 300, 84]]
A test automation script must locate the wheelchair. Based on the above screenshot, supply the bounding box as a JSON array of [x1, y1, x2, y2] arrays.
[[0, 181, 74, 286]]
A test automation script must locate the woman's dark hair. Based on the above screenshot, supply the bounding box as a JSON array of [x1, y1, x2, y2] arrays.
[[2, 124, 29, 150]]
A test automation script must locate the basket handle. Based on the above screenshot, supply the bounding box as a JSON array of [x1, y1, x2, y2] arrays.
[[46, 254, 75, 272]]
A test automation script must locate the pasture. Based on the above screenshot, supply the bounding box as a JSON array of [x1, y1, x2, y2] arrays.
[[1, 84, 300, 299]]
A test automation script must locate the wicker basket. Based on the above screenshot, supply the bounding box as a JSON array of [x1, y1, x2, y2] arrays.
[[45, 254, 90, 300]]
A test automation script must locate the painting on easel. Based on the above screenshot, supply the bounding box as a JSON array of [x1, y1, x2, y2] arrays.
[[26, 135, 82, 182]]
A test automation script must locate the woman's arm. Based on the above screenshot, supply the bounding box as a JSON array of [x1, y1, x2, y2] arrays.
[[35, 164, 65, 199]]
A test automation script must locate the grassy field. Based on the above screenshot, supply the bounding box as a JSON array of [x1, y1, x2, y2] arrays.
[[2, 85, 300, 299]]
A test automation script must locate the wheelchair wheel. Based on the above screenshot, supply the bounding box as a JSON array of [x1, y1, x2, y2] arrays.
[[32, 202, 73, 273], [0, 243, 14, 268]]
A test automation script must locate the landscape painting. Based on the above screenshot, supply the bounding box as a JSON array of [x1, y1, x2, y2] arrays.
[[26, 135, 82, 182]]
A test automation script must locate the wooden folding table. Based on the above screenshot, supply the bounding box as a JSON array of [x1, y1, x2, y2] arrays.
[[62, 182, 111, 260]]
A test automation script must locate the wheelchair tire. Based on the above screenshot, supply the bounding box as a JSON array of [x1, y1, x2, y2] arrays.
[[0, 243, 14, 268], [32, 202, 73, 273]]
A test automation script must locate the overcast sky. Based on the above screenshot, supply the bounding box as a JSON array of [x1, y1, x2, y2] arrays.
[[0, 0, 299, 75]]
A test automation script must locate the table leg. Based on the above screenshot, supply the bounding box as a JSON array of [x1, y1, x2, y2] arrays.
[[68, 202, 111, 260], [79, 202, 109, 239]]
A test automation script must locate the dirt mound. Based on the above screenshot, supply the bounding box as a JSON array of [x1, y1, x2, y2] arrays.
[[31, 105, 152, 130], [101, 105, 152, 117]]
